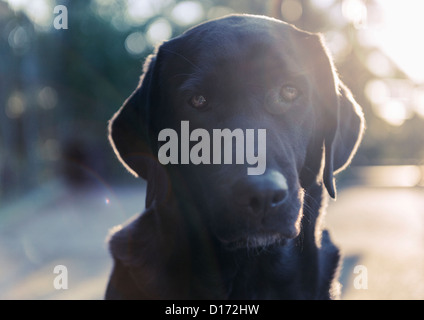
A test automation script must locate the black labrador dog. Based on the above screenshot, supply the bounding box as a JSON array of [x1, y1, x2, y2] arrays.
[[105, 14, 364, 299]]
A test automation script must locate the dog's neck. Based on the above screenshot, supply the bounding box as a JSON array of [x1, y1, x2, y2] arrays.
[[108, 181, 339, 299], [155, 181, 335, 299]]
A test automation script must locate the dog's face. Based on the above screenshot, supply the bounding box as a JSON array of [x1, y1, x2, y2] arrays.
[[109, 15, 364, 249]]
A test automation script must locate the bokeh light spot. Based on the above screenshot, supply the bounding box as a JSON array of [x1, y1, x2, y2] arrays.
[[126, 0, 155, 24], [41, 139, 61, 162], [281, 0, 303, 22], [366, 51, 394, 78], [146, 18, 172, 46], [366, 79, 414, 126], [8, 26, 30, 52], [125, 32, 146, 56], [7, 0, 51, 30], [365, 79, 389, 106], [310, 0, 335, 9], [171, 1, 204, 26], [38, 86, 58, 110], [374, 100, 410, 127], [6, 91, 26, 119], [324, 31, 350, 61]]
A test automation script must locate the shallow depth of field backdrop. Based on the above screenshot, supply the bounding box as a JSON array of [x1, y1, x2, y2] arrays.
[[1, 0, 423, 299]]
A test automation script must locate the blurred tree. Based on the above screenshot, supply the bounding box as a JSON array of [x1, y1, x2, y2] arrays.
[[0, 4, 40, 198], [1, 0, 424, 202]]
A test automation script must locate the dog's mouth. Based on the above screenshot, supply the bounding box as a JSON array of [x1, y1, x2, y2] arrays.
[[219, 233, 289, 251]]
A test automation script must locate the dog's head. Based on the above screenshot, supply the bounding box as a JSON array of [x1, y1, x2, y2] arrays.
[[109, 14, 364, 249]]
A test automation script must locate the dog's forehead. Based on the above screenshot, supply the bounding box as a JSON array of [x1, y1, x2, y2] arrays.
[[164, 14, 304, 67], [186, 14, 297, 40]]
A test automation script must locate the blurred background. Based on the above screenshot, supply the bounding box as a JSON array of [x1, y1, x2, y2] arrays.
[[0, 0, 423, 299]]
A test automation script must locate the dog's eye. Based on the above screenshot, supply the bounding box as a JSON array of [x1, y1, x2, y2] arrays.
[[189, 95, 208, 109], [279, 85, 299, 102]]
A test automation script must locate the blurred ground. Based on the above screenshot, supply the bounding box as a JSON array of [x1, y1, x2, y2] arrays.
[[0, 167, 423, 300], [326, 185, 424, 299], [0, 179, 146, 300]]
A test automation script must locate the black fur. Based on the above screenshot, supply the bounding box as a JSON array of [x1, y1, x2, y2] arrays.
[[105, 14, 364, 299]]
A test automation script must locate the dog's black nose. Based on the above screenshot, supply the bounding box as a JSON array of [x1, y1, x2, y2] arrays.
[[233, 170, 288, 215]]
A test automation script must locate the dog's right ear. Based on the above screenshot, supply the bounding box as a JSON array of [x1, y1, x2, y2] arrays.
[[108, 54, 158, 180]]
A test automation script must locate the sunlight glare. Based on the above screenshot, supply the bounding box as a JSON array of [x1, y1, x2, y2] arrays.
[[357, 165, 422, 187], [342, 0, 367, 28], [374, 100, 410, 127], [324, 30, 351, 60], [7, 0, 51, 29], [365, 79, 389, 106], [365, 79, 414, 126], [371, 0, 424, 84], [366, 51, 394, 78], [26, 0, 51, 28]]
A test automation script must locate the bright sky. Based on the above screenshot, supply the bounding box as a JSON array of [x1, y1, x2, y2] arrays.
[[371, 0, 424, 84]]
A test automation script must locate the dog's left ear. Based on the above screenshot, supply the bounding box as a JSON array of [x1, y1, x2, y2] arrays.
[[295, 31, 365, 198], [323, 81, 365, 198]]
